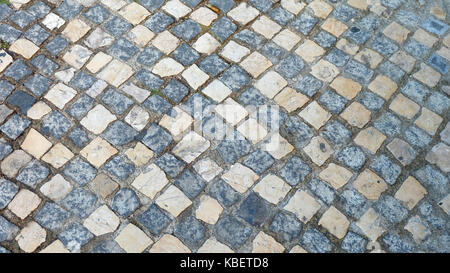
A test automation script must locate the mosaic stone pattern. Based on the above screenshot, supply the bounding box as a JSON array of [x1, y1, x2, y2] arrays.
[[0, 0, 449, 253]]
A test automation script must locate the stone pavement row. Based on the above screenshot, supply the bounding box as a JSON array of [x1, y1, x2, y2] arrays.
[[0, 0, 449, 253]]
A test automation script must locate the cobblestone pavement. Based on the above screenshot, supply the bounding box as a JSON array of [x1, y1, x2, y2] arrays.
[[0, 0, 449, 254]]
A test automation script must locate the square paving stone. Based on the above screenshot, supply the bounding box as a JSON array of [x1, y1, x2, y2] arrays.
[[269, 6, 294, 26], [68, 127, 90, 148], [92, 240, 125, 253], [370, 155, 401, 185], [0, 216, 18, 242], [55, 0, 82, 19], [428, 53, 448, 74], [404, 126, 432, 148], [10, 10, 34, 29], [27, 1, 51, 18], [0, 3, 13, 21], [337, 189, 367, 219], [276, 53, 305, 78], [374, 195, 408, 224], [140, 0, 165, 11], [109, 38, 139, 61], [0, 114, 30, 140], [135, 69, 164, 90], [336, 146, 366, 171], [370, 34, 399, 56], [373, 112, 402, 136], [421, 17, 449, 36], [333, 4, 357, 22], [358, 15, 381, 32], [66, 94, 94, 120], [110, 188, 140, 217], [83, 4, 110, 24], [301, 228, 333, 253], [139, 123, 172, 155], [61, 188, 98, 218], [174, 169, 207, 200], [24, 74, 52, 97], [162, 79, 189, 103], [216, 131, 252, 165], [34, 202, 71, 231], [0, 138, 13, 161], [199, 54, 229, 77], [4, 60, 32, 81], [63, 157, 97, 186], [414, 165, 448, 200], [319, 90, 348, 114], [143, 95, 171, 115], [377, 61, 405, 82], [279, 156, 311, 186], [30, 55, 59, 76], [290, 12, 318, 35], [174, 215, 206, 250], [0, 24, 21, 43], [0, 80, 14, 102], [16, 160, 50, 188], [218, 65, 251, 92], [243, 149, 275, 175], [102, 121, 137, 146], [233, 29, 265, 49], [404, 39, 429, 59], [69, 72, 96, 91], [215, 214, 252, 249], [171, 43, 200, 66], [211, 17, 237, 42], [171, 19, 202, 41], [24, 24, 49, 45], [182, 0, 201, 7], [59, 222, 94, 252], [101, 88, 134, 115], [0, 179, 18, 209], [238, 87, 267, 106], [269, 211, 302, 243], [104, 16, 132, 36], [356, 91, 385, 112], [155, 153, 186, 178], [425, 92, 450, 115], [103, 155, 136, 181], [237, 192, 271, 227], [208, 0, 235, 13], [138, 204, 171, 236], [344, 60, 374, 84], [45, 35, 69, 56], [321, 121, 351, 146], [314, 31, 337, 49], [41, 111, 72, 139], [307, 178, 336, 205], [137, 45, 163, 66], [326, 48, 350, 67], [283, 116, 314, 148], [294, 74, 323, 97], [6, 90, 36, 115], [341, 232, 367, 253], [208, 178, 240, 208], [144, 12, 174, 33], [261, 42, 287, 63], [382, 233, 416, 253]]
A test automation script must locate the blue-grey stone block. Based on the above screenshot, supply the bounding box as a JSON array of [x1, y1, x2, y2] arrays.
[[101, 88, 133, 115], [10, 10, 34, 29], [135, 69, 164, 90], [62, 188, 98, 218], [172, 42, 200, 66], [356, 91, 385, 112], [344, 26, 370, 45], [307, 178, 336, 205], [143, 95, 171, 115], [0, 216, 19, 242], [63, 157, 97, 186], [4, 60, 32, 81], [208, 0, 235, 13], [269, 6, 294, 26], [269, 211, 302, 243], [237, 192, 271, 227], [104, 16, 132, 36], [109, 38, 139, 61], [0, 24, 21, 43], [370, 155, 401, 185], [92, 240, 125, 253], [162, 79, 189, 103], [421, 17, 449, 36], [382, 233, 416, 253], [144, 12, 174, 33], [139, 0, 165, 11], [261, 42, 287, 63], [279, 156, 311, 186], [404, 126, 432, 148], [103, 155, 136, 181], [66, 94, 94, 120], [0, 179, 18, 209], [276, 54, 305, 78], [68, 127, 90, 148], [111, 188, 140, 217], [171, 19, 202, 41], [102, 121, 137, 146], [414, 165, 448, 201], [24, 24, 49, 45], [155, 153, 186, 178], [344, 59, 374, 84], [337, 189, 367, 219], [174, 169, 206, 199], [45, 35, 69, 56], [314, 31, 337, 49], [41, 111, 72, 139], [341, 232, 367, 253], [290, 13, 318, 35], [137, 204, 171, 235], [28, 1, 51, 18], [0, 114, 30, 140], [83, 4, 110, 24], [243, 149, 275, 175], [319, 90, 348, 114], [211, 17, 237, 42], [174, 215, 206, 250], [216, 131, 252, 164], [24, 74, 52, 97], [199, 54, 229, 76], [6, 90, 36, 114], [294, 74, 323, 97], [34, 202, 71, 231], [215, 214, 252, 249], [373, 112, 402, 136], [233, 29, 265, 49], [30, 54, 59, 76], [209, 179, 240, 207], [0, 138, 12, 161], [55, 0, 82, 19], [140, 123, 172, 155], [337, 146, 366, 171], [59, 222, 94, 252], [374, 195, 408, 224], [137, 45, 163, 66], [332, 4, 357, 22], [322, 121, 351, 146], [301, 228, 333, 253]]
